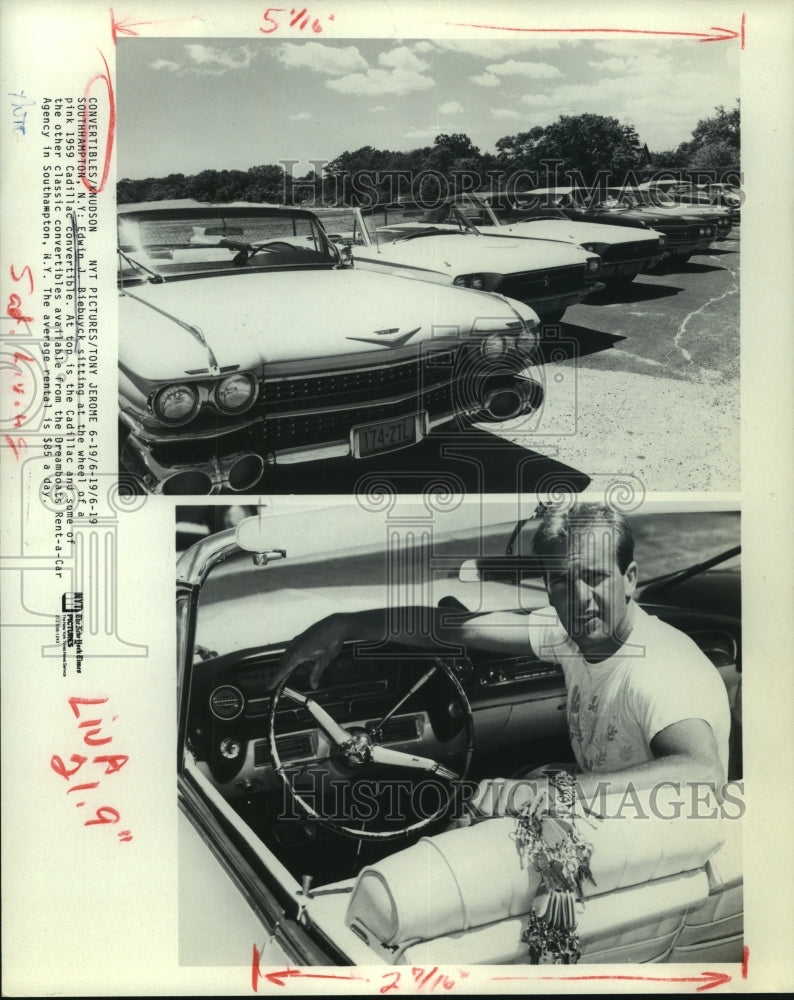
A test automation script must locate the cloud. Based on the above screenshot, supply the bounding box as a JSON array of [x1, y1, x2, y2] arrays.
[[485, 59, 562, 79], [492, 108, 521, 120], [404, 126, 441, 141], [150, 59, 179, 72], [371, 105, 387, 112], [288, 112, 312, 121], [378, 46, 429, 73], [432, 39, 566, 59], [322, 48, 433, 96], [439, 100, 463, 114], [183, 43, 256, 74], [472, 71, 501, 87], [329, 69, 435, 96], [274, 42, 368, 75]]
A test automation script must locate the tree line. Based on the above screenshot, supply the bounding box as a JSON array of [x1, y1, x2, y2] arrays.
[[117, 104, 740, 206]]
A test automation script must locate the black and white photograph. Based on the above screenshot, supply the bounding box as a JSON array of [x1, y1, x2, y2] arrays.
[[176, 498, 742, 970], [2, 1, 792, 996], [115, 32, 741, 496]]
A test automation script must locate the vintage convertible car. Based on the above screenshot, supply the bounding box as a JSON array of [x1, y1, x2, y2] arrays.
[[398, 192, 667, 285], [117, 201, 543, 495], [177, 502, 742, 969], [630, 184, 735, 240], [318, 205, 603, 324], [637, 180, 741, 227], [523, 188, 718, 263]]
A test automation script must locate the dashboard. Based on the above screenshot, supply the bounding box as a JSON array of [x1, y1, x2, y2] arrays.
[[185, 641, 569, 797]]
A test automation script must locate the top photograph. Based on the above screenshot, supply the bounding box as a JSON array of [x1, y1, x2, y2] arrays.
[[115, 36, 740, 497]]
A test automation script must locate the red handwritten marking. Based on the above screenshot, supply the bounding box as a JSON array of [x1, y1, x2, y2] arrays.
[[253, 965, 371, 990], [251, 944, 262, 993], [51, 754, 89, 779], [492, 970, 731, 992], [260, 7, 333, 34], [6, 293, 33, 323], [68, 781, 100, 794], [11, 350, 35, 365], [4, 436, 27, 459], [94, 753, 129, 775], [85, 805, 121, 826], [10, 264, 34, 293], [69, 696, 109, 718], [80, 51, 116, 194], [54, 698, 132, 841], [380, 971, 400, 994], [445, 22, 741, 43], [260, 7, 283, 33], [741, 12, 746, 49], [742, 945, 749, 978], [109, 7, 152, 44]]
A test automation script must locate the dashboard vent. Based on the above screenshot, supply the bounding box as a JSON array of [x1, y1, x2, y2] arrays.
[[255, 735, 317, 766]]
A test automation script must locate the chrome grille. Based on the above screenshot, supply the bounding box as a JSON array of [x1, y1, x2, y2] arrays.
[[264, 383, 453, 448], [265, 350, 456, 411], [496, 265, 587, 301]]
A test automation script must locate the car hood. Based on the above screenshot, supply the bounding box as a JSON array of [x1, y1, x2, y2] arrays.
[[481, 219, 661, 246], [118, 268, 529, 379], [355, 233, 590, 274], [585, 207, 703, 228]]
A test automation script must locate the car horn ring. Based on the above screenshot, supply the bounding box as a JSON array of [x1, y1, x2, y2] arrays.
[[267, 656, 475, 841]]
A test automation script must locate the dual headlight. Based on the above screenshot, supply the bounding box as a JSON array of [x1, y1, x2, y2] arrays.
[[480, 322, 539, 361], [580, 242, 608, 257], [698, 225, 715, 237], [584, 256, 601, 274], [454, 273, 501, 291], [152, 372, 258, 425]]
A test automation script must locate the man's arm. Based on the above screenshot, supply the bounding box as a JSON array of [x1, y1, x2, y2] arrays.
[[470, 717, 726, 817], [577, 718, 725, 800], [271, 608, 537, 689]]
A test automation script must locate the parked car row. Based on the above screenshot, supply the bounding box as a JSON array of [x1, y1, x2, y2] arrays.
[[117, 193, 734, 495]]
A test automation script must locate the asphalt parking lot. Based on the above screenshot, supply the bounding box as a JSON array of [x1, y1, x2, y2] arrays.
[[482, 232, 741, 493]]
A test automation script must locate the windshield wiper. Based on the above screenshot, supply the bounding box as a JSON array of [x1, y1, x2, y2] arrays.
[[638, 545, 741, 598], [117, 248, 165, 283]]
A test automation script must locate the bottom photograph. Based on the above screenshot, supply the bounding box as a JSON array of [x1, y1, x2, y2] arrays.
[[175, 498, 742, 970]]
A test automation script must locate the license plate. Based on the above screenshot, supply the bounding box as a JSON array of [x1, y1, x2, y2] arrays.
[[615, 262, 643, 275], [353, 415, 418, 458]]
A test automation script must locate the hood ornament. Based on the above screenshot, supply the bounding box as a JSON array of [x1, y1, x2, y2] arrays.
[[347, 326, 421, 348]]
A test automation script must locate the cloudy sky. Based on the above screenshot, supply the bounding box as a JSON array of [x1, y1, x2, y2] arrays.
[[117, 36, 739, 179]]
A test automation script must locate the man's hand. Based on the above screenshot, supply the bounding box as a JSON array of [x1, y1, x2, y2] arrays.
[[270, 614, 350, 690], [468, 777, 549, 819]]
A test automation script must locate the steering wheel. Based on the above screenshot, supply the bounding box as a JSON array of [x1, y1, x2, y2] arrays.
[[261, 240, 302, 252], [267, 656, 475, 841]]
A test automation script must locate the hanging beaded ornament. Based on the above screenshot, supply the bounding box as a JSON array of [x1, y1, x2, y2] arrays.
[[513, 775, 597, 964]]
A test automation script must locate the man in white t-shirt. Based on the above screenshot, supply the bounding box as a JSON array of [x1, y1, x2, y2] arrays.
[[273, 502, 731, 813]]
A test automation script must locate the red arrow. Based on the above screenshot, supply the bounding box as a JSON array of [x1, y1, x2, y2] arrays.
[[258, 966, 371, 989], [109, 8, 153, 44], [492, 970, 732, 992], [446, 21, 741, 44]]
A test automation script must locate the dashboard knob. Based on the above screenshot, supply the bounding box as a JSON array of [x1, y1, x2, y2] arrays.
[[219, 737, 241, 759]]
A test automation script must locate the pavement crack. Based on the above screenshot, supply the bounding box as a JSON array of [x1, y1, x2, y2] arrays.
[[673, 259, 739, 379]]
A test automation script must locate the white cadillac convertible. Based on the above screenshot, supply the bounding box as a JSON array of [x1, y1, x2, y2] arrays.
[[391, 192, 667, 285], [177, 501, 743, 971], [318, 205, 603, 324], [117, 201, 542, 495]]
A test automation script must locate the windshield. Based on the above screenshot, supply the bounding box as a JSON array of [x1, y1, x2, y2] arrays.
[[117, 205, 337, 281], [313, 204, 480, 249]]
